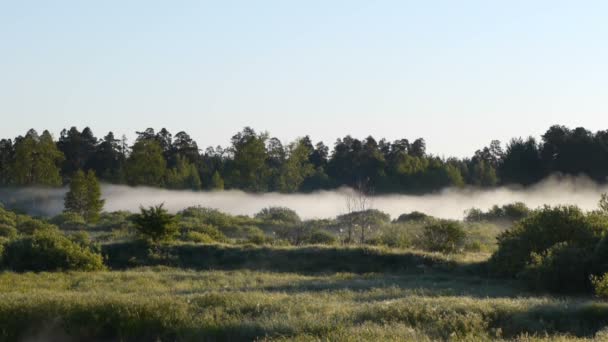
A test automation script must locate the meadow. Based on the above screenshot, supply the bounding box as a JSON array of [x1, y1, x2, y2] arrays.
[[2, 203, 608, 341], [1, 246, 608, 341]]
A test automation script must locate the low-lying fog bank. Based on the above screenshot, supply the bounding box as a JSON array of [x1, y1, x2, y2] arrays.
[[1, 175, 607, 220]]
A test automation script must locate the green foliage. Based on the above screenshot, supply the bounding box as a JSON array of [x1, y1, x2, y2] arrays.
[[210, 171, 224, 190], [1, 229, 104, 271], [395, 211, 431, 223], [165, 155, 201, 190], [255, 207, 301, 225], [521, 242, 593, 294], [465, 202, 530, 223], [599, 193, 608, 213], [278, 138, 315, 193], [227, 127, 270, 192], [0, 224, 17, 239], [183, 231, 216, 244], [0, 206, 17, 238], [132, 204, 178, 243], [51, 211, 86, 230], [419, 220, 466, 253], [337, 209, 391, 244], [592, 273, 608, 299], [8, 130, 64, 186], [376, 224, 411, 248], [15, 215, 57, 235], [178, 221, 227, 243], [490, 205, 604, 277], [125, 140, 167, 186], [308, 229, 337, 245], [64, 170, 105, 223]]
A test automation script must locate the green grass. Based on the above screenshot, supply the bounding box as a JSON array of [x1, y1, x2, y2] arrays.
[[102, 242, 489, 274], [1, 266, 608, 341]]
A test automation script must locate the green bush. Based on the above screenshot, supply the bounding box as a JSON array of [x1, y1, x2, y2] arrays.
[[132, 205, 178, 243], [15, 216, 58, 235], [0, 224, 17, 239], [51, 212, 87, 230], [592, 273, 608, 299], [521, 242, 593, 294], [308, 229, 337, 245], [178, 221, 227, 243], [183, 231, 216, 243], [376, 224, 411, 248], [94, 211, 134, 231], [490, 205, 605, 277], [1, 229, 105, 271], [395, 211, 430, 223], [254, 207, 301, 225], [465, 202, 530, 223], [418, 220, 466, 253]]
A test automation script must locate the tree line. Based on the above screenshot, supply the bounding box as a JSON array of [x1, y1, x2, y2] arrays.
[[0, 125, 605, 193]]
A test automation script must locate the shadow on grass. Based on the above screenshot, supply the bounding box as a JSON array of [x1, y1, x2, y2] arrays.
[[247, 273, 523, 299], [102, 241, 485, 275]]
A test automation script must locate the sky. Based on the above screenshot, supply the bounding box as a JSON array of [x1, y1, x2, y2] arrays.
[[1, 0, 608, 157]]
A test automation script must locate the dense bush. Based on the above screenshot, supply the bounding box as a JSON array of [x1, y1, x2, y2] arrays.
[[465, 202, 530, 223], [132, 205, 178, 243], [395, 211, 431, 223], [376, 224, 412, 248], [255, 207, 301, 225], [490, 205, 605, 277], [308, 229, 337, 245], [94, 211, 134, 231], [419, 220, 466, 253], [183, 231, 216, 243], [179, 222, 227, 243], [521, 242, 593, 293], [0, 224, 17, 239], [15, 216, 58, 235], [1, 229, 105, 271], [592, 273, 608, 299], [51, 212, 87, 230]]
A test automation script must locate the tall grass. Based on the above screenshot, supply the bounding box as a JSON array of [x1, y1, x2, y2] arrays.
[[1, 268, 607, 341]]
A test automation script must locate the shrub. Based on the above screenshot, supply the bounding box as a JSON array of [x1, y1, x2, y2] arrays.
[[0, 224, 17, 239], [308, 229, 337, 245], [395, 211, 430, 223], [16, 216, 58, 235], [490, 205, 604, 277], [465, 202, 530, 223], [183, 231, 216, 244], [419, 220, 466, 253], [0, 206, 17, 228], [51, 212, 87, 230], [95, 211, 134, 231], [179, 222, 227, 243], [254, 207, 301, 225], [132, 204, 178, 243], [376, 224, 411, 248], [1, 229, 105, 271], [521, 242, 593, 294], [592, 273, 608, 299]]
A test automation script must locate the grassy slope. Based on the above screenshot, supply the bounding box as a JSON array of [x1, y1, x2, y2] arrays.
[[1, 246, 608, 341]]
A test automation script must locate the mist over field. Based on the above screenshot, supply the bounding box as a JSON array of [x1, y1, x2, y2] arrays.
[[0, 175, 606, 220]]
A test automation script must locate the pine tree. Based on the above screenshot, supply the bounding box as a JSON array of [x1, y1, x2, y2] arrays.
[[64, 170, 88, 217], [64, 170, 104, 223], [210, 171, 224, 190], [85, 170, 104, 223]]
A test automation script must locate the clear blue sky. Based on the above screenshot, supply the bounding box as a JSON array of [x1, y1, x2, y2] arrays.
[[1, 1, 608, 157]]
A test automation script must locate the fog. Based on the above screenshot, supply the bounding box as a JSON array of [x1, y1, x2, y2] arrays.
[[1, 175, 607, 220]]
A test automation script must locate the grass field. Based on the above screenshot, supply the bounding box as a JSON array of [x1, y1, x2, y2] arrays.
[[1, 245, 608, 341]]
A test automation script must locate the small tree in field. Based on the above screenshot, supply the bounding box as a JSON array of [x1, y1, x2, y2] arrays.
[[132, 204, 178, 243], [64, 170, 105, 223]]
